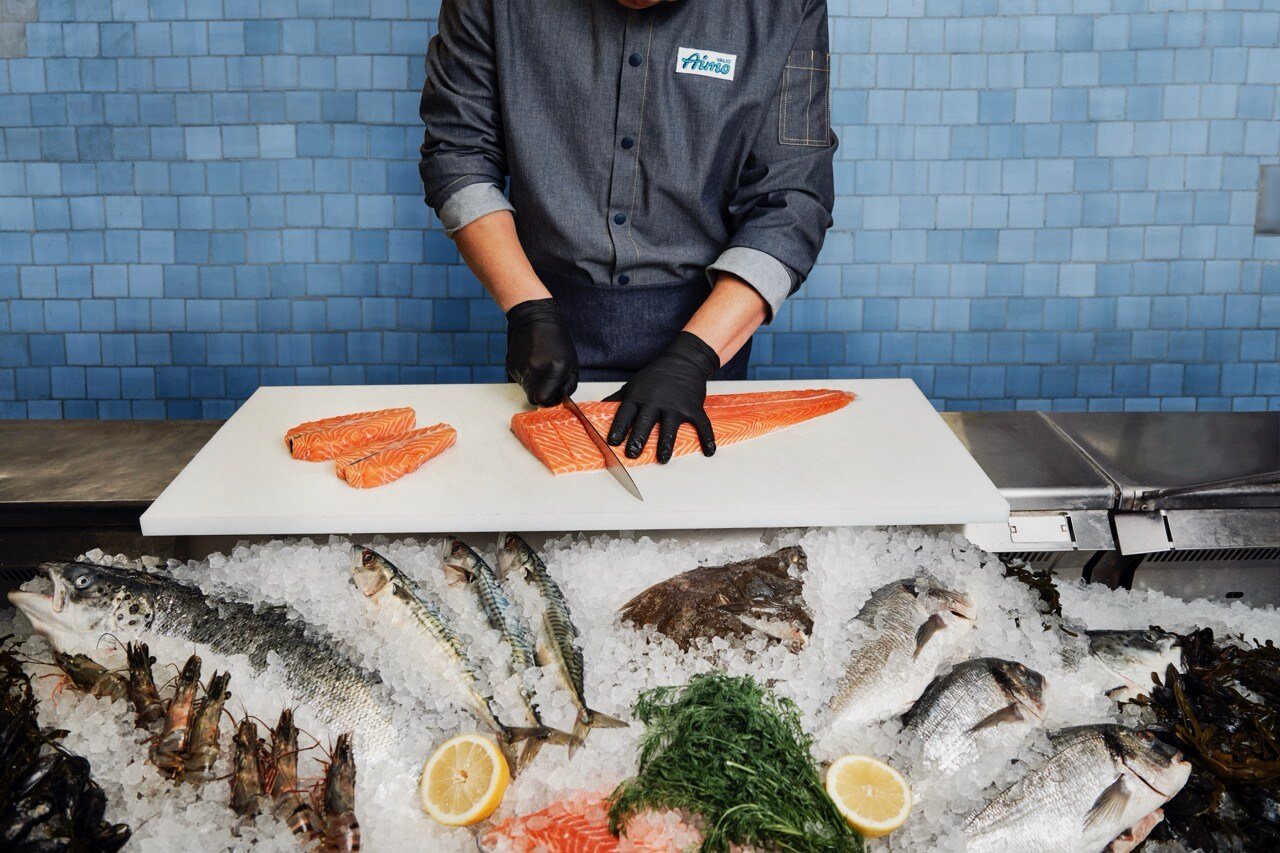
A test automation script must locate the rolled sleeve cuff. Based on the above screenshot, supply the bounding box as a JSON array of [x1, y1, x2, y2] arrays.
[[439, 181, 515, 236], [706, 246, 797, 322]]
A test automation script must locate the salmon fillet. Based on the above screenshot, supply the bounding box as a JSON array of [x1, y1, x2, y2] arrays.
[[481, 795, 699, 852], [333, 423, 456, 489], [511, 389, 855, 476], [286, 407, 416, 461]]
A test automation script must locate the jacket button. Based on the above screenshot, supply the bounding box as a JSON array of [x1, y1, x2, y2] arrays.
[[614, 212, 626, 224], [618, 273, 631, 285], [620, 136, 634, 149], [628, 53, 642, 67]]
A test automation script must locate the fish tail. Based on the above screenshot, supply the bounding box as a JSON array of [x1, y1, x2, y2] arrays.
[[508, 725, 578, 774], [569, 708, 629, 757]]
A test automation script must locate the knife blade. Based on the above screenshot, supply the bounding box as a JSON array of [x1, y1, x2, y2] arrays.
[[562, 393, 644, 502]]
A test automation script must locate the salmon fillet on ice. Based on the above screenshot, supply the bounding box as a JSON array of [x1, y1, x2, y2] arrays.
[[481, 794, 700, 852], [286, 407, 416, 461], [333, 423, 457, 488], [510, 389, 855, 475]]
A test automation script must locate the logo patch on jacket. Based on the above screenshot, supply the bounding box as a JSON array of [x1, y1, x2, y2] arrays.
[[676, 47, 736, 81]]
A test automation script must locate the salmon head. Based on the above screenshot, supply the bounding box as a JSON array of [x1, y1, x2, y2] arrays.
[[8, 561, 162, 654]]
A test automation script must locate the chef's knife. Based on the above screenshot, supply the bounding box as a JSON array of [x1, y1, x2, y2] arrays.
[[562, 393, 644, 502]]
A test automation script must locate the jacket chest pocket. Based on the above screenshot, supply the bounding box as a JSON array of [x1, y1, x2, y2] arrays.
[[779, 49, 831, 147]]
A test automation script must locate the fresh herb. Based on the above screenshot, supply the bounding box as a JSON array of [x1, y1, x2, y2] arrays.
[[608, 672, 861, 852]]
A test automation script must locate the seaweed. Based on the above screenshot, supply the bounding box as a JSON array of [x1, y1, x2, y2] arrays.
[[999, 556, 1067, 626], [1133, 628, 1280, 851], [0, 636, 132, 852]]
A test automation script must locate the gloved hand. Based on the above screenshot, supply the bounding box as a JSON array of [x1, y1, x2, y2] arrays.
[[605, 331, 720, 463], [505, 298, 579, 407]]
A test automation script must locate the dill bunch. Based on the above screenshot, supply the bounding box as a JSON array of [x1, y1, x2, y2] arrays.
[[608, 672, 862, 852]]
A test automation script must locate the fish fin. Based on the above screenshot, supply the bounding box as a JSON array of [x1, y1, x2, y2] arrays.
[[498, 740, 521, 777], [967, 703, 1025, 733], [586, 709, 629, 730], [914, 614, 948, 658], [514, 738, 541, 775], [568, 709, 629, 758], [1084, 775, 1132, 832], [440, 560, 472, 588], [714, 592, 731, 607], [534, 640, 554, 668], [1105, 684, 1132, 701]]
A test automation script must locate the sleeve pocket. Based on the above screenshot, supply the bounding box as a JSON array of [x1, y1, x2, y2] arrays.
[[779, 49, 831, 147]]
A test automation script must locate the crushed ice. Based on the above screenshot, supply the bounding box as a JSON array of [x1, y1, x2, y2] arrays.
[[3, 528, 1277, 851]]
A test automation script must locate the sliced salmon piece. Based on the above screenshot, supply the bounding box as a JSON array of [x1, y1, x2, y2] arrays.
[[286, 407, 416, 461], [333, 423, 457, 488], [511, 389, 855, 476], [481, 794, 699, 852]]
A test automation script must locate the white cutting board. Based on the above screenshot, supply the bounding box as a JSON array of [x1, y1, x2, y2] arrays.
[[140, 379, 1009, 535]]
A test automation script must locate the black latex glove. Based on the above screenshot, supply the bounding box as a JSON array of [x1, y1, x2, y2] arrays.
[[605, 331, 720, 463], [505, 298, 579, 407]]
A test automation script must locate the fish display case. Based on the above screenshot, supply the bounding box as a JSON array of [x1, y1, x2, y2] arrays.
[[1, 405, 1277, 852]]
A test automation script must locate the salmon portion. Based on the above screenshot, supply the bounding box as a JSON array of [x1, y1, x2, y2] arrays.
[[511, 389, 855, 475], [333, 423, 456, 489], [286, 407, 415, 461], [481, 795, 699, 852]]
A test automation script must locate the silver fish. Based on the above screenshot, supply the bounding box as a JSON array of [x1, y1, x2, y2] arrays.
[[964, 725, 1191, 853], [1082, 629, 1183, 702], [496, 533, 627, 755], [8, 561, 394, 756], [441, 537, 577, 769], [350, 547, 548, 755], [903, 657, 1046, 779], [824, 575, 976, 729]]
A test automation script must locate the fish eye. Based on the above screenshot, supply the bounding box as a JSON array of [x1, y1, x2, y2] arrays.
[[361, 551, 374, 565], [73, 573, 93, 589]]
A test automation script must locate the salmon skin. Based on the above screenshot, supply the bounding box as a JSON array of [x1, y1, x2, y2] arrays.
[[481, 794, 699, 852], [334, 423, 456, 488], [511, 389, 855, 475], [286, 407, 415, 461]]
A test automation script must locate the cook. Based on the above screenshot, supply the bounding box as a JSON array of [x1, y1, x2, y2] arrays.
[[419, 0, 836, 463]]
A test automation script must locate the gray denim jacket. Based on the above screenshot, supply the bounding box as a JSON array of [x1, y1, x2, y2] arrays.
[[419, 0, 837, 319]]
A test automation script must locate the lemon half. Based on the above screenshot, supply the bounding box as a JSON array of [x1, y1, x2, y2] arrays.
[[419, 733, 510, 827], [825, 754, 912, 839]]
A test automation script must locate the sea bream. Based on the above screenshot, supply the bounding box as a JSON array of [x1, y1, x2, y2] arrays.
[[496, 533, 627, 754], [903, 657, 1046, 780], [823, 575, 976, 729], [963, 724, 1191, 853], [1080, 629, 1183, 702], [440, 537, 576, 768], [350, 547, 551, 758], [7, 561, 395, 756]]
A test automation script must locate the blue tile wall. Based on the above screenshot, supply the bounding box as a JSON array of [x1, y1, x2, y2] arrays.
[[1, 1, 1278, 419]]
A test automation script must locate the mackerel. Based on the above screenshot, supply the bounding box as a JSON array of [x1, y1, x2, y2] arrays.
[[350, 547, 548, 758], [497, 533, 627, 755], [441, 537, 577, 769]]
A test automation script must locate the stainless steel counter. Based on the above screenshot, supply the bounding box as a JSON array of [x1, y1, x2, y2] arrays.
[[0, 420, 221, 527]]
